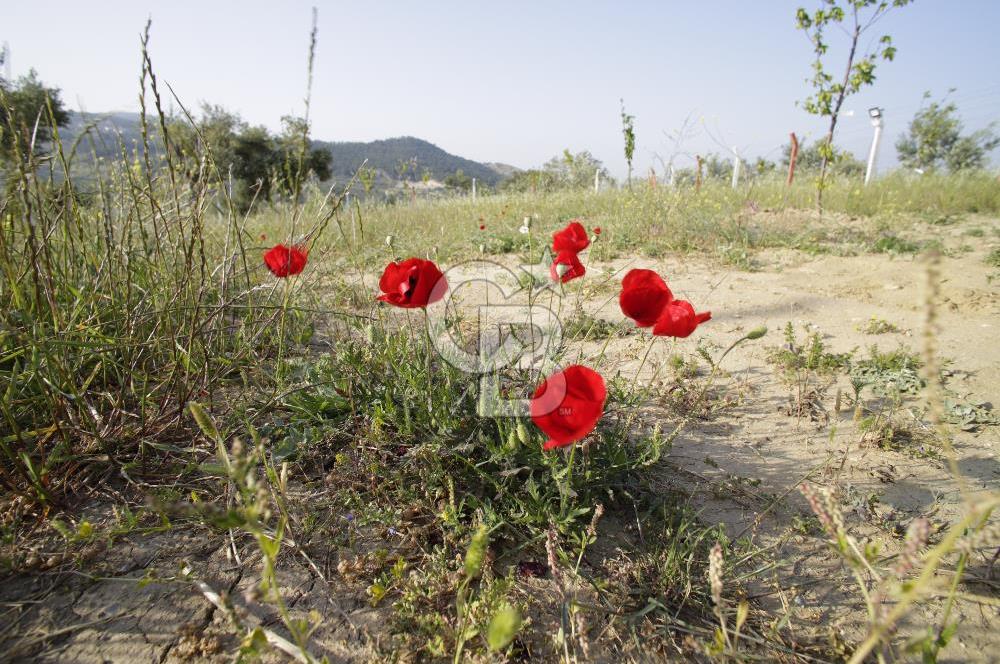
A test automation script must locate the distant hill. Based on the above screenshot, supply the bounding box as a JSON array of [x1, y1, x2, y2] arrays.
[[314, 136, 511, 186], [61, 111, 153, 162], [57, 112, 516, 186]]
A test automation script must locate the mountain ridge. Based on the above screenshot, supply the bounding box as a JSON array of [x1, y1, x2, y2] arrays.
[[59, 111, 517, 185]]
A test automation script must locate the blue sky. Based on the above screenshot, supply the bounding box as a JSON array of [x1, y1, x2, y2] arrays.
[[5, 1, 999, 178]]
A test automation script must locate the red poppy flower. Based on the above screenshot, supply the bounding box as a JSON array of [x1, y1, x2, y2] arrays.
[[377, 257, 447, 308], [530, 365, 606, 451], [619, 268, 674, 328], [479, 224, 486, 231], [552, 220, 590, 254], [651, 299, 712, 338], [593, 227, 602, 235], [550, 249, 586, 283], [264, 244, 308, 277]]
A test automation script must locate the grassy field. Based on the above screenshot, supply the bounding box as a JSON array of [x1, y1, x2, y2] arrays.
[[1, 91, 999, 664]]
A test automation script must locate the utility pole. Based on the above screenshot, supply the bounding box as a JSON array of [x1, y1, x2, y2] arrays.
[[865, 107, 884, 186]]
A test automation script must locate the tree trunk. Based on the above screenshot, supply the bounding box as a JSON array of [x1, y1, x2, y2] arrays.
[[817, 19, 861, 211]]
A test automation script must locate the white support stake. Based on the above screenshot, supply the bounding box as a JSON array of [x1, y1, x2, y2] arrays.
[[594, 170, 600, 193], [730, 149, 741, 189], [865, 113, 884, 186], [472, 178, 477, 200]]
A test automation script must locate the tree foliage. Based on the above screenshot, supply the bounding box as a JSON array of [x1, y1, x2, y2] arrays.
[[167, 105, 330, 209], [444, 168, 472, 191], [500, 149, 613, 193], [795, 0, 911, 203], [781, 138, 865, 175], [620, 99, 636, 185], [0, 70, 70, 164], [896, 93, 999, 172]]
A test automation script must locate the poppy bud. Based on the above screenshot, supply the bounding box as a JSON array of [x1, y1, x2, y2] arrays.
[[746, 325, 767, 340]]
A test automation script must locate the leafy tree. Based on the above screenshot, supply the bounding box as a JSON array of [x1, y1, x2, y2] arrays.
[[781, 137, 865, 176], [167, 106, 331, 209], [546, 149, 613, 189], [0, 69, 70, 164], [444, 168, 472, 191], [500, 151, 613, 193], [896, 92, 999, 172], [275, 115, 331, 194], [498, 169, 558, 194], [620, 99, 636, 185], [672, 153, 732, 186], [795, 0, 911, 207], [168, 103, 245, 184]]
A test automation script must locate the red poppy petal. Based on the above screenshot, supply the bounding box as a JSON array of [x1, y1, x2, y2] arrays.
[[377, 258, 447, 308], [552, 221, 590, 254], [651, 299, 709, 338], [530, 365, 606, 449]]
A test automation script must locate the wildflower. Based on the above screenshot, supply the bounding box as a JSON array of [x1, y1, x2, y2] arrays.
[[385, 234, 394, 247], [619, 268, 674, 328], [263, 244, 308, 277], [479, 224, 486, 231], [651, 300, 712, 338], [618, 268, 710, 337], [550, 249, 585, 283], [518, 225, 530, 234], [530, 365, 606, 451], [593, 226, 601, 235], [377, 257, 447, 308], [552, 220, 590, 254]]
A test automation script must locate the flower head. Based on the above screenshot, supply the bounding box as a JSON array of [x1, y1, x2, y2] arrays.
[[619, 268, 673, 328], [550, 249, 586, 283], [618, 268, 710, 337], [377, 258, 447, 308], [651, 300, 711, 338], [552, 220, 590, 254], [530, 365, 606, 451], [264, 244, 308, 278]]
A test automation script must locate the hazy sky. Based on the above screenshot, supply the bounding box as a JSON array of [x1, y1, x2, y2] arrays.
[[5, 1, 999, 178]]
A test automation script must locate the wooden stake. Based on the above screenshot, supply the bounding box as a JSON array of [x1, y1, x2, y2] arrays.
[[787, 132, 799, 186]]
